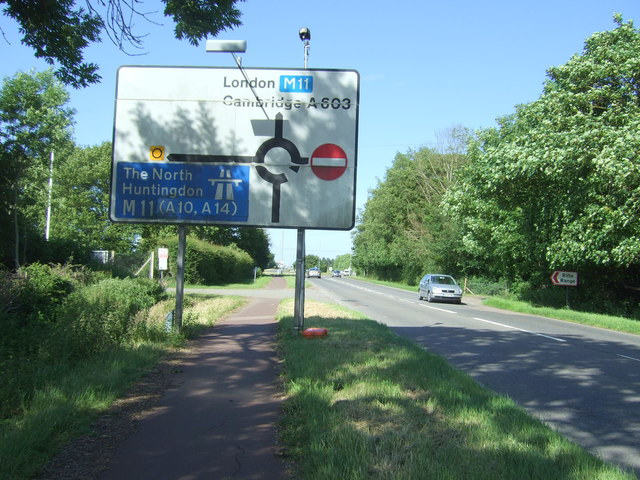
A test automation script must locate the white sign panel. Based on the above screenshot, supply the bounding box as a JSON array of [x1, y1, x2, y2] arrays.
[[110, 66, 359, 229], [158, 247, 169, 271], [551, 270, 578, 286]]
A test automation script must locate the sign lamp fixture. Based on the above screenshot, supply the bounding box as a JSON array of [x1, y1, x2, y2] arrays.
[[205, 39, 247, 53]]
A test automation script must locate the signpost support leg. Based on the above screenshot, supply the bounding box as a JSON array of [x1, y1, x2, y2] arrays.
[[294, 228, 306, 330], [175, 225, 187, 331]]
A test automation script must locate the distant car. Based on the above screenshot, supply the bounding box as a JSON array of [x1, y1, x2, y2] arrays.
[[306, 267, 321, 278], [342, 269, 351, 276], [332, 270, 341, 277], [418, 274, 463, 304]]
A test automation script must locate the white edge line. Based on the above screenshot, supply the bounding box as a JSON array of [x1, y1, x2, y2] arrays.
[[617, 354, 640, 362], [473, 317, 566, 342], [422, 304, 457, 314]]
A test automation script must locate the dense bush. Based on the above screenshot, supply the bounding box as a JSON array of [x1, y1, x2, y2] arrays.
[[15, 263, 80, 319], [56, 278, 166, 358], [0, 269, 166, 419], [159, 236, 254, 285]]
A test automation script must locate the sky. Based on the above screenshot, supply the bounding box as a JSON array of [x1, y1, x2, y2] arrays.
[[2, 0, 640, 267]]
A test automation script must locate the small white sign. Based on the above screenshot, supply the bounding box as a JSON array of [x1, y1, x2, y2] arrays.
[[551, 270, 578, 286], [158, 247, 169, 271]]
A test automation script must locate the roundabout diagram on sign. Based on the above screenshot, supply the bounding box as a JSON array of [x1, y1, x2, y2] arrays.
[[165, 113, 349, 223]]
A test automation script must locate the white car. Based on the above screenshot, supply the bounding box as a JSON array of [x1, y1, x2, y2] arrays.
[[306, 267, 321, 278], [418, 274, 463, 304]]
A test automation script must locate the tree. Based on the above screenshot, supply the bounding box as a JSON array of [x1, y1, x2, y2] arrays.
[[304, 254, 320, 270], [352, 131, 467, 284], [1, 0, 245, 88], [333, 253, 352, 271], [0, 69, 74, 268], [446, 15, 640, 291], [54, 142, 139, 255]]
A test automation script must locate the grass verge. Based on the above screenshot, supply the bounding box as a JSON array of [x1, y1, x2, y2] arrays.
[[0, 294, 245, 480], [163, 275, 272, 290], [277, 299, 635, 479]]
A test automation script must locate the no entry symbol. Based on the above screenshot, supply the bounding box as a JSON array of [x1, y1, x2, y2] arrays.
[[310, 143, 348, 181]]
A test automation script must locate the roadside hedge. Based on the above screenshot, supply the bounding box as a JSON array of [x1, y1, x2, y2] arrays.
[[158, 236, 254, 285], [56, 277, 166, 359], [0, 267, 166, 419]]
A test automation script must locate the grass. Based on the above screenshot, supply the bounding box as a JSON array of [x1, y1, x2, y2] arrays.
[[0, 293, 245, 480], [277, 299, 636, 480], [0, 346, 164, 479], [163, 275, 272, 289], [6, 277, 638, 479], [483, 297, 640, 336]]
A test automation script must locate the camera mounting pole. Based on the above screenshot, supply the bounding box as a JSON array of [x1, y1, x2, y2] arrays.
[[294, 27, 311, 331], [299, 27, 311, 68]]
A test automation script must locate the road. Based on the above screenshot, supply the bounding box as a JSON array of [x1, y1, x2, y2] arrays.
[[307, 276, 640, 477]]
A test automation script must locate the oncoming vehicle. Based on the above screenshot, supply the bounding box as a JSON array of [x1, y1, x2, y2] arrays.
[[306, 267, 321, 278], [332, 270, 341, 277], [418, 274, 463, 304]]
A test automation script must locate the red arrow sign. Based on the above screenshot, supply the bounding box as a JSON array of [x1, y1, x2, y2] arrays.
[[551, 271, 578, 286]]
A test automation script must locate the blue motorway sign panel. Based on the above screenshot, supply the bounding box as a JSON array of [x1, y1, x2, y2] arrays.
[[113, 162, 249, 222], [110, 66, 360, 229]]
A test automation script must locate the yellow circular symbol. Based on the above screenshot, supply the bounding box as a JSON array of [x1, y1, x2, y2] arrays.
[[150, 146, 165, 161]]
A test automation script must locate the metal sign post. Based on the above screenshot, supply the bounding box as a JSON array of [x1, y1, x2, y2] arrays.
[[175, 225, 187, 330], [294, 228, 306, 330], [551, 270, 578, 309], [294, 27, 312, 331]]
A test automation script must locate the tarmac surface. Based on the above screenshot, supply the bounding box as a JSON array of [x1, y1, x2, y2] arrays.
[[99, 277, 294, 480]]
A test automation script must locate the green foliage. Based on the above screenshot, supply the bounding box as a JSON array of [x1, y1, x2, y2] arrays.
[[164, 0, 243, 45], [304, 254, 320, 270], [15, 263, 76, 318], [332, 253, 352, 271], [0, 69, 74, 268], [0, 270, 166, 419], [353, 136, 467, 284], [142, 225, 273, 270], [1, 263, 99, 319], [447, 17, 640, 289], [158, 236, 254, 285], [4, 0, 245, 88], [54, 142, 139, 255], [4, 0, 102, 87], [0, 294, 243, 480], [57, 278, 166, 358]]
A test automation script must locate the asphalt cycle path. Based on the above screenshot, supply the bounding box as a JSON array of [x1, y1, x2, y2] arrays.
[[100, 277, 291, 480]]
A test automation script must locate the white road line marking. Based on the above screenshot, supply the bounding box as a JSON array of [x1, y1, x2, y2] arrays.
[[617, 354, 640, 362], [473, 317, 566, 342], [422, 304, 457, 314]]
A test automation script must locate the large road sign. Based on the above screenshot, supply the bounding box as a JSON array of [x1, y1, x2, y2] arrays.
[[551, 270, 578, 286], [110, 66, 359, 229]]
